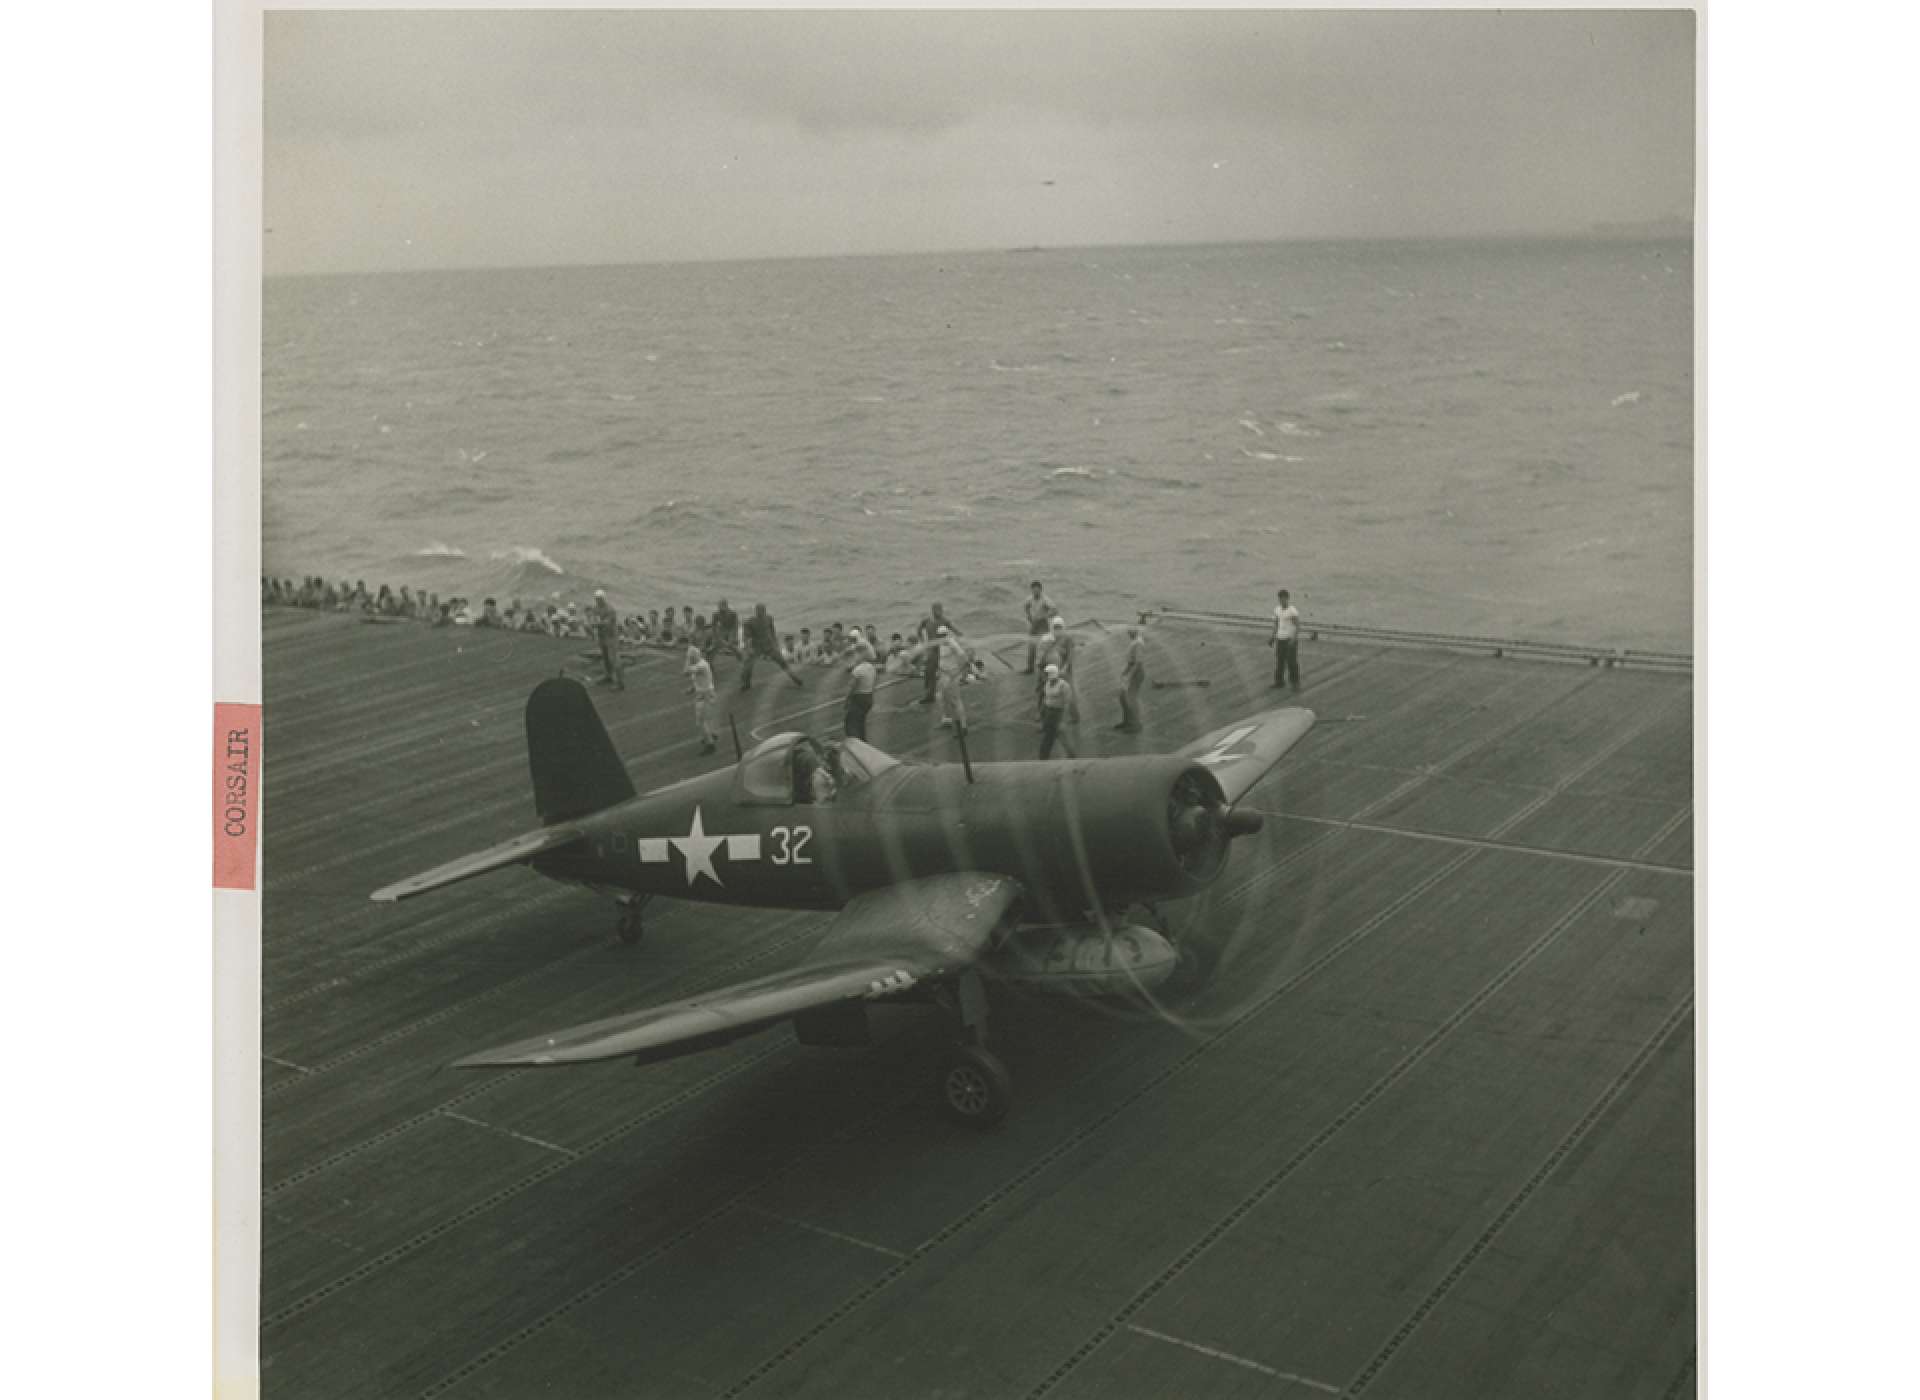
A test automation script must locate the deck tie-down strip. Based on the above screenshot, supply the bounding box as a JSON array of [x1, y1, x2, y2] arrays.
[[1345, 994, 1695, 1394], [1018, 869, 1633, 1400], [394, 662, 1681, 1396], [1252, 810, 1692, 876], [403, 840, 1475, 1400], [263, 917, 820, 1199]]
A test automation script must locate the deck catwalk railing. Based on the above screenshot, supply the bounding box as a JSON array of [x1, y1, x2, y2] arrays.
[[1149, 606, 1693, 673]]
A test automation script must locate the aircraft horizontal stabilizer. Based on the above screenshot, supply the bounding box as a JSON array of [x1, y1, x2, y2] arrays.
[[370, 824, 584, 903], [1176, 706, 1316, 807], [452, 872, 1022, 1069]]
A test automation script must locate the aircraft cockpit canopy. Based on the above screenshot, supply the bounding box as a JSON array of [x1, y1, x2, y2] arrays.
[[733, 733, 900, 806], [833, 737, 899, 788]]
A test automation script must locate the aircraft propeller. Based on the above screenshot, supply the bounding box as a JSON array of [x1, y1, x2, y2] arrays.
[[1167, 769, 1263, 878]]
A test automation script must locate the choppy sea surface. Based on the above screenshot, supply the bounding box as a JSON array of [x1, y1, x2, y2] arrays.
[[263, 238, 1692, 650]]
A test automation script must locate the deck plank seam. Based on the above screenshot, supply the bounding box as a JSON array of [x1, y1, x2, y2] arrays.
[[261, 1036, 796, 1331], [1015, 869, 1629, 1400], [405, 1066, 944, 1400], [1343, 994, 1695, 1395], [262, 940, 609, 1097], [263, 915, 823, 1195], [408, 845, 1479, 1400], [267, 663, 694, 787], [1341, 668, 1611, 824], [1485, 687, 1693, 841], [710, 852, 1487, 1400]]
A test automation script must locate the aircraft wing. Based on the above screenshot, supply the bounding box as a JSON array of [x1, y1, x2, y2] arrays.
[[369, 824, 584, 903], [1176, 705, 1317, 807], [451, 871, 1022, 1068]]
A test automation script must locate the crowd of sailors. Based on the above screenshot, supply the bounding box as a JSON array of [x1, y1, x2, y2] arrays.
[[266, 575, 967, 673], [264, 573, 1300, 758]]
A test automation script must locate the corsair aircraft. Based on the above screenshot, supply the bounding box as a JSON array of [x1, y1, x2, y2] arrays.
[[373, 677, 1314, 1125]]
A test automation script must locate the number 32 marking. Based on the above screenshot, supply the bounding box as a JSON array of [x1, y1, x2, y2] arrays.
[[770, 825, 813, 865]]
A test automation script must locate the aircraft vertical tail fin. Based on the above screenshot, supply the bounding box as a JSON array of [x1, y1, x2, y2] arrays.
[[526, 677, 636, 823]]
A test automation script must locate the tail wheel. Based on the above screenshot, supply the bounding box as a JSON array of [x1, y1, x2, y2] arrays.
[[935, 1045, 1012, 1129], [617, 905, 644, 946]]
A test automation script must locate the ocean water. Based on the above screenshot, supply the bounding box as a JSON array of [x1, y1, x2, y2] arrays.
[[262, 238, 1692, 650]]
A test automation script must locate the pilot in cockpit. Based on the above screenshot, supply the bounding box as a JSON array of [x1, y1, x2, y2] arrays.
[[792, 739, 838, 805]]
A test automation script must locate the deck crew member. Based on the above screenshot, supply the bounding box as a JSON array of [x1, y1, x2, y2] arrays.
[[1116, 624, 1146, 732], [1039, 663, 1077, 759], [740, 602, 804, 691], [1271, 588, 1302, 692], [1035, 617, 1080, 724], [935, 627, 971, 736], [844, 648, 877, 742], [1023, 580, 1057, 673], [918, 603, 956, 705], [590, 589, 624, 689], [709, 599, 741, 659], [685, 642, 719, 754]]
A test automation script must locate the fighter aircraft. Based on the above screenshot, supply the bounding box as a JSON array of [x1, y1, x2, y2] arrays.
[[373, 677, 1314, 1126]]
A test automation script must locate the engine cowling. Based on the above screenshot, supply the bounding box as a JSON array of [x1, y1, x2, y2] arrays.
[[1038, 756, 1262, 904]]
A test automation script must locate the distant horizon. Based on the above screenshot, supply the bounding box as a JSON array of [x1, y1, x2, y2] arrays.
[[267, 10, 1693, 278], [263, 223, 1696, 282]]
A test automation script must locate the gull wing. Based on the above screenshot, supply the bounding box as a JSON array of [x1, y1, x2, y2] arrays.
[[452, 871, 1022, 1069], [1176, 706, 1317, 807], [370, 824, 585, 903]]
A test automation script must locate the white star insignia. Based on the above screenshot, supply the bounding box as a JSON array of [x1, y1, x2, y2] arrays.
[[1197, 725, 1259, 767], [671, 805, 726, 888]]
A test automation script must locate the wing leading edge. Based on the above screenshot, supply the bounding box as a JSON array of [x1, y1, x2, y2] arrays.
[[1176, 705, 1316, 807], [451, 871, 1022, 1069]]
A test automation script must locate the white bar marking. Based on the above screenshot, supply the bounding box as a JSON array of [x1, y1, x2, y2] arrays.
[[1125, 1325, 1342, 1393], [440, 1109, 577, 1158], [745, 1205, 907, 1260], [727, 833, 761, 861], [637, 837, 669, 862]]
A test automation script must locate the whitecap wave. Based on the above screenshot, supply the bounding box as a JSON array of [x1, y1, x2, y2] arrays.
[[1611, 390, 1643, 407], [490, 546, 564, 574], [414, 542, 467, 558]]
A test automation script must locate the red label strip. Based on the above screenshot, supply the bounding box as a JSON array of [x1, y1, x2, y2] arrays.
[[214, 703, 262, 891]]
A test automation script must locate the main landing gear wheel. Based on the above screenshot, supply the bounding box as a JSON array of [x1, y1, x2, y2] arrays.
[[935, 1045, 1012, 1129], [616, 903, 645, 946]]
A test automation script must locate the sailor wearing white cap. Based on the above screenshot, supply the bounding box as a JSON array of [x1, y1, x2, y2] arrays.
[[1040, 662, 1076, 759]]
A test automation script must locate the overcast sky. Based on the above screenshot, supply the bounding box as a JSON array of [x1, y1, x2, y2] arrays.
[[263, 7, 1695, 275]]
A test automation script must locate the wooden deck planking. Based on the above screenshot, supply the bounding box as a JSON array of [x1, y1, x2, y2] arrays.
[[258, 611, 1695, 1400]]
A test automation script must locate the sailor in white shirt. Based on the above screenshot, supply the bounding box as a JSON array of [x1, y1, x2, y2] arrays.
[[1271, 588, 1302, 692]]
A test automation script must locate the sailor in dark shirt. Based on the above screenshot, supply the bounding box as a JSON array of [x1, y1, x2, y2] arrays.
[[740, 602, 804, 691], [710, 599, 741, 659]]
